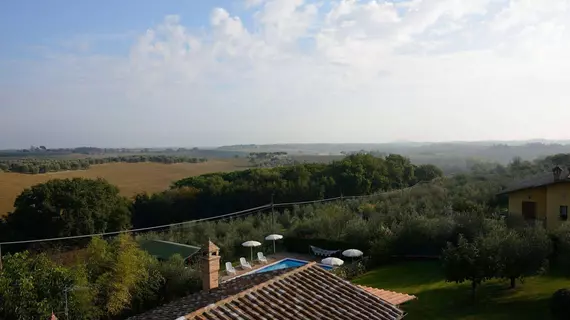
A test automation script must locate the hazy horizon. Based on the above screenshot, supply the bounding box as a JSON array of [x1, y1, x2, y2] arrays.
[[2, 0, 570, 148], [3, 138, 570, 150]]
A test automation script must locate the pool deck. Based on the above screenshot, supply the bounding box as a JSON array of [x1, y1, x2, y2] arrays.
[[220, 252, 319, 282]]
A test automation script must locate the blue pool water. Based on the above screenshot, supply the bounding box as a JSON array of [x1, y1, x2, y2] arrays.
[[253, 258, 333, 274]]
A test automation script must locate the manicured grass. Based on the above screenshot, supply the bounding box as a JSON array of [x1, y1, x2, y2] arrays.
[[353, 261, 570, 319], [0, 160, 246, 216]]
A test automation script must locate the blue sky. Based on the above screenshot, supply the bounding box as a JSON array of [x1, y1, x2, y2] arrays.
[[1, 0, 570, 148], [0, 0, 239, 59]]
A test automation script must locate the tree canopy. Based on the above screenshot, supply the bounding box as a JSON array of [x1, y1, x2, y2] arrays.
[[497, 227, 551, 288], [0, 251, 94, 320], [85, 235, 162, 316], [2, 178, 131, 241], [133, 154, 435, 227]]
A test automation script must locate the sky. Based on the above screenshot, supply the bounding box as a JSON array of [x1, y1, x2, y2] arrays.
[[1, 0, 570, 148]]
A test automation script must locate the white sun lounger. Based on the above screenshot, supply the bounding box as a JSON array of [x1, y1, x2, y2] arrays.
[[240, 257, 252, 269], [257, 252, 268, 264], [225, 262, 236, 275]]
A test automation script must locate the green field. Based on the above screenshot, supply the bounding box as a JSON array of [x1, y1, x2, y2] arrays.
[[353, 261, 570, 319]]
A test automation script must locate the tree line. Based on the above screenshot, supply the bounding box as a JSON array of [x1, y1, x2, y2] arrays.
[[0, 155, 208, 174], [134, 154, 443, 227], [247, 151, 294, 167], [2, 146, 197, 155]]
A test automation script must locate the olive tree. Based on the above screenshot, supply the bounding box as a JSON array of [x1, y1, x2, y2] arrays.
[[442, 234, 501, 300], [498, 227, 551, 288]]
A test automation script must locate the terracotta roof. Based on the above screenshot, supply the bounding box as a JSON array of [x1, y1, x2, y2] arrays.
[[127, 268, 292, 320], [357, 285, 416, 305], [129, 262, 405, 320], [498, 169, 570, 195]]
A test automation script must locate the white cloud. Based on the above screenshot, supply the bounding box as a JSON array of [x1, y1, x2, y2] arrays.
[[2, 0, 570, 147], [491, 0, 569, 32], [245, 0, 266, 8]]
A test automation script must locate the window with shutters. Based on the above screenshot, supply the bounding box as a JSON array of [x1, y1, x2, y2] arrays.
[[560, 206, 568, 221]]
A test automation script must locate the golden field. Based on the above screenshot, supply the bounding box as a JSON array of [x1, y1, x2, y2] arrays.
[[0, 160, 246, 216]]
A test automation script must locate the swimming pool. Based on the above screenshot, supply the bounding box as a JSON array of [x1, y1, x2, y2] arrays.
[[253, 258, 333, 274]]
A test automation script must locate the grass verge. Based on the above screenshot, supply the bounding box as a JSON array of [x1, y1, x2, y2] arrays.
[[353, 260, 570, 319]]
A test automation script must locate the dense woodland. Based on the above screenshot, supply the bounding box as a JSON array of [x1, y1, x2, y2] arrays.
[[3, 152, 570, 319], [135, 154, 439, 225], [0, 155, 207, 174]]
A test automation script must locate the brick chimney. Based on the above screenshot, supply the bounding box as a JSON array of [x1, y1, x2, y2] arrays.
[[553, 166, 563, 181], [201, 240, 221, 291]]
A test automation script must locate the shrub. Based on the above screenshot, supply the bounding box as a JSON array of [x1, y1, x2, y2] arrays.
[[369, 214, 457, 260], [283, 237, 362, 255], [551, 223, 570, 270], [332, 259, 368, 280], [156, 254, 200, 301], [342, 218, 372, 248], [369, 226, 397, 265], [551, 288, 570, 319]]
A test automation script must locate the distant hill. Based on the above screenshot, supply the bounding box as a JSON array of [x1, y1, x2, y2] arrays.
[[218, 141, 570, 157], [4, 140, 570, 174], [0, 147, 248, 160], [217, 141, 570, 174]]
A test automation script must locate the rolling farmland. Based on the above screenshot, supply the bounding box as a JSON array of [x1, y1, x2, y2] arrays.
[[0, 160, 246, 216]]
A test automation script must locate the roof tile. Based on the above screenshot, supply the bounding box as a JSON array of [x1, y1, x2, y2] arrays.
[[357, 286, 416, 305], [498, 170, 570, 194], [129, 262, 406, 320]]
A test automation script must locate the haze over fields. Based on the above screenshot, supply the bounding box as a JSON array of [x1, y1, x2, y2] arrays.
[[2, 0, 570, 148]]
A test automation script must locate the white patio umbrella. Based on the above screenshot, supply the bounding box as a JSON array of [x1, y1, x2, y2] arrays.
[[342, 249, 364, 262], [321, 257, 344, 267], [242, 240, 262, 262], [265, 234, 284, 253], [342, 249, 363, 258]]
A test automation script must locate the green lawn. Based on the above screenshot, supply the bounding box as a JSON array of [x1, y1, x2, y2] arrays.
[[353, 261, 570, 319]]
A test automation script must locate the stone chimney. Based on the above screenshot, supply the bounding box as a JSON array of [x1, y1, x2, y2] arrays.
[[553, 165, 563, 181], [201, 240, 221, 291]]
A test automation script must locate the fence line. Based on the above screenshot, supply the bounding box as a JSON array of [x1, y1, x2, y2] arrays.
[[0, 203, 269, 246], [272, 197, 341, 208], [0, 181, 430, 247]]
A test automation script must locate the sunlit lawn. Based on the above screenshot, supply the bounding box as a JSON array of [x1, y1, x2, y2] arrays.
[[353, 261, 570, 319]]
